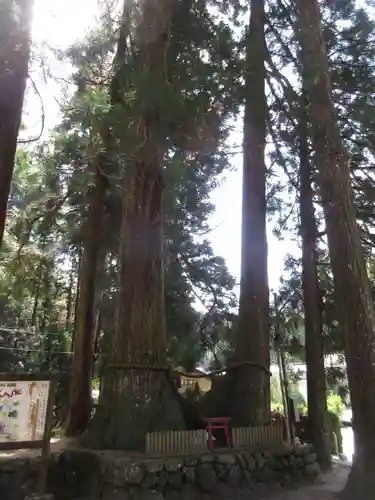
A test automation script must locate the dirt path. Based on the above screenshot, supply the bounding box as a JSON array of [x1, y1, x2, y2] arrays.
[[259, 462, 350, 500]]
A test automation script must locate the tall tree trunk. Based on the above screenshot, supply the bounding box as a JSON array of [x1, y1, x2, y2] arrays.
[[71, 245, 82, 350], [66, 168, 107, 436], [31, 288, 39, 327], [40, 268, 51, 332], [233, 0, 270, 425], [296, 0, 375, 496], [86, 0, 185, 450], [299, 97, 331, 470], [0, 0, 33, 245], [93, 309, 101, 365], [65, 258, 75, 331], [31, 264, 42, 327]]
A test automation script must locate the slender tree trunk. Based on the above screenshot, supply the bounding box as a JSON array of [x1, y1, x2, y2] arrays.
[[86, 0, 185, 450], [296, 0, 375, 496], [71, 246, 82, 351], [40, 268, 51, 332], [31, 289, 39, 327], [299, 98, 331, 470], [93, 310, 101, 364], [233, 0, 270, 425], [65, 258, 75, 331], [0, 0, 33, 245], [66, 168, 107, 436], [31, 264, 42, 327]]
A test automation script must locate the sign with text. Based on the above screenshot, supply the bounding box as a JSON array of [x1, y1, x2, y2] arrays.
[[0, 380, 50, 443]]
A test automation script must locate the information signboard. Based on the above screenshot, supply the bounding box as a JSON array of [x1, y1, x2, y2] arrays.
[[0, 374, 57, 495], [0, 380, 50, 443]]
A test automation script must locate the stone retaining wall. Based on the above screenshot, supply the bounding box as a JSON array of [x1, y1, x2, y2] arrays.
[[0, 444, 321, 500]]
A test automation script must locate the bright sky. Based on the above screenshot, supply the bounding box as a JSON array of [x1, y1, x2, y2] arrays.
[[27, 0, 299, 293]]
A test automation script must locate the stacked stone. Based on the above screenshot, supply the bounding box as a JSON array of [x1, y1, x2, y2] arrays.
[[103, 444, 320, 500], [0, 445, 321, 500]]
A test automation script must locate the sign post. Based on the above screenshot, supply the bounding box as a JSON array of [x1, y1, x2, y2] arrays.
[[0, 373, 57, 496]]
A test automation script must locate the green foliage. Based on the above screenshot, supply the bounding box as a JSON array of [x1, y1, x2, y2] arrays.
[[327, 392, 345, 418]]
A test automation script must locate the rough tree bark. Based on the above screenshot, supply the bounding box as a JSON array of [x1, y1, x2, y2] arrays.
[[31, 263, 42, 327], [71, 246, 82, 351], [65, 167, 107, 436], [86, 0, 184, 450], [0, 0, 33, 245], [299, 97, 331, 470], [40, 266, 51, 332], [232, 0, 270, 425], [296, 0, 375, 496], [65, 258, 75, 331]]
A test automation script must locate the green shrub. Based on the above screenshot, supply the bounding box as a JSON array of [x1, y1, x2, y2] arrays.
[[327, 392, 344, 418]]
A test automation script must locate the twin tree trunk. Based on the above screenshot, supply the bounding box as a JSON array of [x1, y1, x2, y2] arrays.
[[299, 100, 331, 470], [86, 0, 184, 450], [0, 0, 33, 245], [296, 0, 375, 496], [233, 0, 270, 425], [66, 168, 107, 436]]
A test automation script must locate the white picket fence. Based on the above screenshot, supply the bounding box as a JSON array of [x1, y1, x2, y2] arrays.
[[146, 422, 283, 455], [232, 423, 283, 448], [146, 429, 207, 455]]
